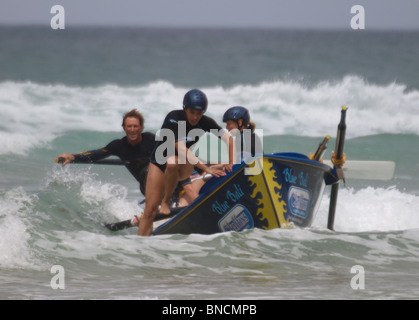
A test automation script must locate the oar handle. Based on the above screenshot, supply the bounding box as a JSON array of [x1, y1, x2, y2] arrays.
[[312, 134, 330, 161], [334, 106, 347, 162]]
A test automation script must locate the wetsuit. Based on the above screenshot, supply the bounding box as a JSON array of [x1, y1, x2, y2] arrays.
[[234, 130, 263, 162], [73, 132, 156, 195], [150, 110, 225, 172]]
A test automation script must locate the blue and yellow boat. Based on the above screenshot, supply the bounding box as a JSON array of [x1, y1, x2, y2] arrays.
[[152, 153, 339, 235]]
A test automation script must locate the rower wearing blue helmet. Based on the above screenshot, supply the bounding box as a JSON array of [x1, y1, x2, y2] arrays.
[[223, 106, 263, 160], [183, 88, 208, 113], [180, 106, 263, 206], [138, 89, 236, 236]]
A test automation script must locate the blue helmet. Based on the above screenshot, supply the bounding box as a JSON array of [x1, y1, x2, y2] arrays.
[[222, 106, 250, 125], [183, 89, 208, 112]]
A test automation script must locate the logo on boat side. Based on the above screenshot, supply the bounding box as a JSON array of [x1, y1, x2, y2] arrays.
[[283, 168, 309, 187], [211, 183, 245, 215], [288, 187, 310, 219], [218, 204, 254, 232]]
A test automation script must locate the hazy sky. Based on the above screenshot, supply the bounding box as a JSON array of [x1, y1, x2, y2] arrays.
[[1, 0, 419, 30]]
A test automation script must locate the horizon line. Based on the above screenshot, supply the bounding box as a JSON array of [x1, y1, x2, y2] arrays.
[[1, 22, 419, 32]]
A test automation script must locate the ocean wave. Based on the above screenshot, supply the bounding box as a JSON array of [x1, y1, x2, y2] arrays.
[[1, 77, 418, 155], [314, 186, 419, 232], [2, 169, 419, 295], [0, 187, 40, 269]]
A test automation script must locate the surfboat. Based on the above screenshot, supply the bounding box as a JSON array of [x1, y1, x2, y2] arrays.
[[151, 152, 339, 235], [105, 107, 351, 234]]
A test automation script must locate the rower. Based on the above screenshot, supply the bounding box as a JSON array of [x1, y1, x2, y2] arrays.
[[56, 109, 155, 196], [222, 106, 263, 162], [137, 89, 236, 236]]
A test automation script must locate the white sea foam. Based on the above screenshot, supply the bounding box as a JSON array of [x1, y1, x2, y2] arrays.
[[314, 186, 419, 233], [45, 165, 140, 220], [0, 187, 39, 269], [1, 77, 418, 155]]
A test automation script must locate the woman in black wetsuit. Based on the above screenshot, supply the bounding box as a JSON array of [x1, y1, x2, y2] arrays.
[[183, 106, 264, 202], [57, 109, 155, 196]]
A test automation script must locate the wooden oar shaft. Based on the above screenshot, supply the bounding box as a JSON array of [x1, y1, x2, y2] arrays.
[[55, 157, 126, 165], [327, 184, 339, 231], [327, 106, 348, 231]]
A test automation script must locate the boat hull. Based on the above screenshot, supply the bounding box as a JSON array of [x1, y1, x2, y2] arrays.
[[152, 153, 338, 235]]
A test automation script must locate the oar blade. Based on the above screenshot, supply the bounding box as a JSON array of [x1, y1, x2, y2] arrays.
[[324, 160, 395, 181], [105, 218, 135, 231], [104, 206, 186, 231]]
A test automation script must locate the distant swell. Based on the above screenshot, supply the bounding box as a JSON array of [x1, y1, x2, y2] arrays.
[[1, 76, 418, 155]]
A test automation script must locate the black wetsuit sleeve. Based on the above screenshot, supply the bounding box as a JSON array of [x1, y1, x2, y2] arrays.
[[72, 147, 112, 163]]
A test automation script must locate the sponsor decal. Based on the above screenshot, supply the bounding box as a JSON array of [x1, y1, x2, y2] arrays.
[[288, 187, 310, 219], [218, 204, 254, 232]]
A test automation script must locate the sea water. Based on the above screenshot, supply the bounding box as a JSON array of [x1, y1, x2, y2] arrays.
[[0, 27, 419, 300]]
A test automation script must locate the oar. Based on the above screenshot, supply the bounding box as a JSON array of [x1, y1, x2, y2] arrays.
[[327, 106, 348, 231], [312, 134, 331, 161], [55, 154, 215, 230], [323, 160, 395, 180], [105, 206, 185, 231], [55, 157, 126, 165]]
